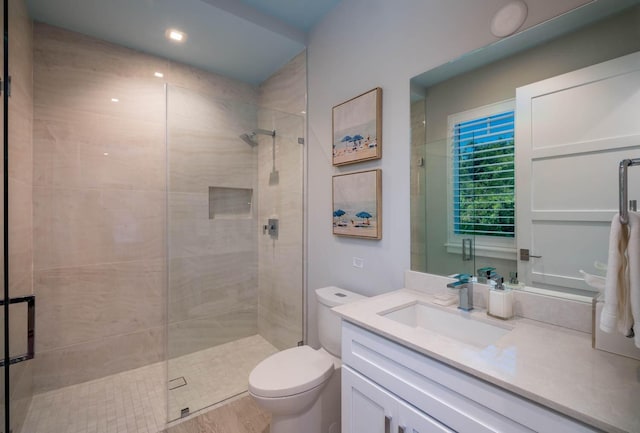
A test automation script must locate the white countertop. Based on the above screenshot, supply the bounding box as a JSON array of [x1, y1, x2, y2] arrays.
[[333, 288, 640, 433]]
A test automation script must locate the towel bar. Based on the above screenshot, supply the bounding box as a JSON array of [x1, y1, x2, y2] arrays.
[[619, 158, 640, 224]]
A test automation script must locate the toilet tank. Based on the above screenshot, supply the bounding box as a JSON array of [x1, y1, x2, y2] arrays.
[[316, 286, 366, 357]]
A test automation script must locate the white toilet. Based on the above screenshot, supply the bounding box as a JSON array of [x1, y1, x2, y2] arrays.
[[248, 286, 366, 433]]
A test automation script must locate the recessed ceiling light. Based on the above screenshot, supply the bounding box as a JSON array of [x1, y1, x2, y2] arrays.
[[301, 110, 306, 114], [154, 72, 164, 78], [111, 98, 119, 102], [103, 152, 109, 156], [166, 29, 187, 43], [491, 1, 528, 38]]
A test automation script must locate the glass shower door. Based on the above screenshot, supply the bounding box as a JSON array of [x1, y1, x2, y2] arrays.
[[166, 86, 304, 421], [1, 0, 7, 428], [2, 1, 36, 431]]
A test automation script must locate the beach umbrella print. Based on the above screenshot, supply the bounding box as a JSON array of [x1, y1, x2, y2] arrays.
[[352, 134, 364, 144], [333, 209, 346, 218], [340, 136, 352, 149], [356, 211, 372, 224]]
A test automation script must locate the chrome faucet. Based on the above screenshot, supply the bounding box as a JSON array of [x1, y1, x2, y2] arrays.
[[447, 275, 474, 311]]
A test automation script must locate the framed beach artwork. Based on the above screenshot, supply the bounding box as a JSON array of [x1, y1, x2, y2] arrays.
[[332, 169, 382, 239], [332, 87, 382, 166]]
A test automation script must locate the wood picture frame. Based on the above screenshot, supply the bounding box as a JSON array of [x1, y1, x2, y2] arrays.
[[332, 87, 382, 166], [332, 169, 382, 239]]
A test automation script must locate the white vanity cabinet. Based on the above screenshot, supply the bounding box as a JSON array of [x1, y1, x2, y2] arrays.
[[343, 366, 453, 433], [341, 321, 600, 433]]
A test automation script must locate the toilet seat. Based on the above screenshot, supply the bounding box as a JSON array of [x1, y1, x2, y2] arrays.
[[249, 346, 334, 398]]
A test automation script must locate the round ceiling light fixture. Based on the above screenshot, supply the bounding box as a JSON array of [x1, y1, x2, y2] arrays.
[[490, 1, 528, 38]]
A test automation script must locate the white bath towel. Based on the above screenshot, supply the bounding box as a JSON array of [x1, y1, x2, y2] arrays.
[[627, 211, 640, 348], [600, 213, 633, 337]]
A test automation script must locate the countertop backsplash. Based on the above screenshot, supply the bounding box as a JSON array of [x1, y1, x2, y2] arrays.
[[404, 270, 592, 333]]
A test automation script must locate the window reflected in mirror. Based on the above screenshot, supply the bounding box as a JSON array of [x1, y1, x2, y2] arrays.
[[410, 4, 640, 299]]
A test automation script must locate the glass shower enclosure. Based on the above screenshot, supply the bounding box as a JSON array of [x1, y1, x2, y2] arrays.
[[166, 85, 305, 421]]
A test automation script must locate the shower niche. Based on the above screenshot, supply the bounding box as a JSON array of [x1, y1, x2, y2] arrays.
[[208, 186, 253, 219]]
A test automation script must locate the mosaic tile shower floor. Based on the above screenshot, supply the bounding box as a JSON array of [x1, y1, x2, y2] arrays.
[[22, 335, 278, 433]]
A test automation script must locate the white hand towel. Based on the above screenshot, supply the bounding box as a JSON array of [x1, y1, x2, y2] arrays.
[[600, 213, 633, 335], [628, 211, 640, 348]]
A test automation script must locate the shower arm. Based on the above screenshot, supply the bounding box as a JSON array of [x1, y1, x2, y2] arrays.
[[254, 129, 275, 137]]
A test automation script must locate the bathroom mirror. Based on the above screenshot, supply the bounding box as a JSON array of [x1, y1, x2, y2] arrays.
[[410, 2, 640, 300]]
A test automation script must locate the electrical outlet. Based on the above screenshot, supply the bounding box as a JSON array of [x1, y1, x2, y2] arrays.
[[352, 257, 364, 268]]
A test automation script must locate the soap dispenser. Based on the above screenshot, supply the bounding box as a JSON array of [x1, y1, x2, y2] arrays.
[[487, 273, 514, 320]]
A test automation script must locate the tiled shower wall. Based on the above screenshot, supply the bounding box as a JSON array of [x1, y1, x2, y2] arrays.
[[7, 0, 34, 429], [33, 23, 168, 393], [166, 80, 259, 359], [32, 23, 260, 392]]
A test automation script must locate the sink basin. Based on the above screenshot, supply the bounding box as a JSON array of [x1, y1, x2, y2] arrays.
[[380, 302, 511, 347]]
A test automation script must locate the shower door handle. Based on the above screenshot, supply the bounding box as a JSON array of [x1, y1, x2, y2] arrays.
[[0, 295, 35, 367]]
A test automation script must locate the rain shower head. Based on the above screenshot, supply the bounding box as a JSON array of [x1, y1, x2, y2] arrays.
[[240, 132, 258, 146], [239, 128, 276, 146]]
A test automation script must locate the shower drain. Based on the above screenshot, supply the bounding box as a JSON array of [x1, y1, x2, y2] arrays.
[[168, 376, 187, 390]]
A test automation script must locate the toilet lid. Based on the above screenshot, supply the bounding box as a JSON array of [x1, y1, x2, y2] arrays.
[[249, 346, 334, 398]]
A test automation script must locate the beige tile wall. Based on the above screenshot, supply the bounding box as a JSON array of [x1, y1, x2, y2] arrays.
[[257, 51, 305, 349], [7, 0, 34, 430], [166, 77, 259, 360], [32, 23, 168, 393]]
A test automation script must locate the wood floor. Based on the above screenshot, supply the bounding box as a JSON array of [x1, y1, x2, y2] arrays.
[[162, 395, 270, 433]]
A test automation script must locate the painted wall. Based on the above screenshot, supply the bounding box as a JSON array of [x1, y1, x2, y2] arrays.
[[7, 0, 34, 429], [419, 6, 640, 280], [306, 0, 593, 346]]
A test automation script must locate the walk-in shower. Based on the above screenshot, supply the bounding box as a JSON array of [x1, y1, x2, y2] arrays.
[[3, 13, 306, 433]]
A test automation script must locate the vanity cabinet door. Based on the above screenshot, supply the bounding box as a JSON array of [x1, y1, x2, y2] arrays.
[[343, 366, 453, 433], [343, 366, 398, 433]]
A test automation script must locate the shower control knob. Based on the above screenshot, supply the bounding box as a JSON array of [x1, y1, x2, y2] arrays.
[[267, 219, 279, 238]]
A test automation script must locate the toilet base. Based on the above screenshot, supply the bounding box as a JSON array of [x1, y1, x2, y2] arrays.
[[265, 366, 341, 433], [271, 399, 322, 433]]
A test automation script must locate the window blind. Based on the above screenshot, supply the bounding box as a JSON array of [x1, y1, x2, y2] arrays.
[[453, 110, 515, 237]]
